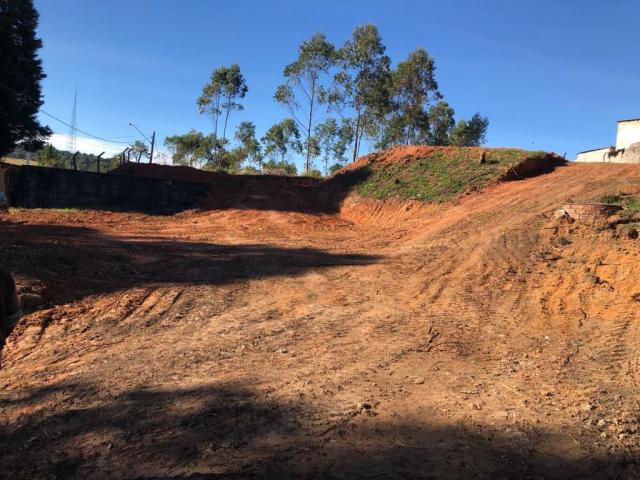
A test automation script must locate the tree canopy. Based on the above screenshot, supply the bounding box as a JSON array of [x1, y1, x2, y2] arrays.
[[185, 23, 490, 176], [450, 114, 490, 147], [197, 64, 248, 147], [275, 33, 336, 173], [262, 118, 303, 165], [6, 9, 493, 178], [314, 118, 352, 175], [0, 0, 51, 156], [327, 24, 392, 163], [379, 48, 440, 147]]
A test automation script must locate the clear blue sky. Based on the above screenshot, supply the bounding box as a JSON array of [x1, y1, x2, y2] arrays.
[[34, 0, 640, 166]]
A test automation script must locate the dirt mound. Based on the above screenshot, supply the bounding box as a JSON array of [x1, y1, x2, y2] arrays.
[[110, 162, 228, 184], [340, 145, 479, 172], [327, 145, 566, 204]]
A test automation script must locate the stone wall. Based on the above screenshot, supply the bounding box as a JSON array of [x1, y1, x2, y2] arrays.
[[2, 164, 212, 213], [624, 143, 640, 164], [558, 203, 623, 221]]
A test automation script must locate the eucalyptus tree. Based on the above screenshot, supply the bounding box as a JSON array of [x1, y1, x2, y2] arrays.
[[197, 68, 224, 137], [327, 24, 391, 163], [428, 101, 456, 146], [164, 130, 210, 167], [220, 65, 248, 142], [234, 121, 262, 168], [197, 64, 248, 146], [262, 118, 303, 165], [314, 118, 352, 175], [382, 48, 440, 147], [274, 33, 336, 173]]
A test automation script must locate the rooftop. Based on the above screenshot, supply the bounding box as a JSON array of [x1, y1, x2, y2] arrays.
[[578, 146, 609, 154], [617, 118, 640, 123]]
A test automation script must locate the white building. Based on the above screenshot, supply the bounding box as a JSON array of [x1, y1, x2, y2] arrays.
[[577, 119, 640, 164]]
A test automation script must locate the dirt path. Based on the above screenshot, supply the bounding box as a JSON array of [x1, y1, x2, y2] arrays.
[[1, 163, 639, 479]]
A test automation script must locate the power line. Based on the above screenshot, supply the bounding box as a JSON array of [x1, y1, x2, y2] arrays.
[[39, 110, 131, 144], [0, 79, 133, 145]]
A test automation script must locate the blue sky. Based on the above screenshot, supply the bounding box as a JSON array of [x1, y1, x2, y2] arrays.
[[34, 0, 640, 166]]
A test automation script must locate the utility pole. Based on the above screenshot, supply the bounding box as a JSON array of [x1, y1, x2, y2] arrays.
[[149, 131, 155, 164], [128, 123, 155, 163]]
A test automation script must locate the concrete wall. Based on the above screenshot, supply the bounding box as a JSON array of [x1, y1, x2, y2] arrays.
[[623, 143, 640, 164], [616, 120, 640, 150], [576, 148, 609, 163], [3, 164, 212, 213]]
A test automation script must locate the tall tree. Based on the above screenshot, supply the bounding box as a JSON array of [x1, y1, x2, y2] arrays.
[[314, 118, 352, 175], [220, 64, 248, 143], [328, 24, 391, 163], [0, 0, 51, 156], [274, 33, 336, 174], [382, 48, 440, 147], [196, 64, 248, 156], [261, 119, 303, 165], [450, 114, 490, 146], [233, 121, 262, 169], [197, 68, 225, 137], [428, 101, 456, 146]]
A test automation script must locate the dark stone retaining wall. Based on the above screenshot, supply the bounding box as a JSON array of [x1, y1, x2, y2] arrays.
[[3, 165, 212, 213]]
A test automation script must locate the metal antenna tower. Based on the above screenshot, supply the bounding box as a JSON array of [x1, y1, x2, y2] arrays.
[[66, 88, 77, 153]]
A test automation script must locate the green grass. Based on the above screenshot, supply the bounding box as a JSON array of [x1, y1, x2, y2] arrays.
[[353, 147, 550, 203], [600, 194, 640, 212], [8, 207, 81, 213]]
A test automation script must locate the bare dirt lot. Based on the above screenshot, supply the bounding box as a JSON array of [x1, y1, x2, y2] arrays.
[[1, 162, 640, 479]]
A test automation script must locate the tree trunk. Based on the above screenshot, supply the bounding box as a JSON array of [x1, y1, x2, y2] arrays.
[[213, 95, 222, 162], [305, 78, 316, 174], [214, 95, 221, 138], [222, 98, 231, 144], [351, 113, 361, 163]]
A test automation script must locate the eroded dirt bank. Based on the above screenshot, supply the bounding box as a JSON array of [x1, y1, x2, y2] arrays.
[[1, 162, 640, 479]]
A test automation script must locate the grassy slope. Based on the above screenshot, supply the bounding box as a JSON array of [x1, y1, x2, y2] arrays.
[[351, 147, 550, 203], [601, 193, 640, 212]]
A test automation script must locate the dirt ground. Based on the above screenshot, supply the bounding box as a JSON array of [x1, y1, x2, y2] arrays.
[[1, 162, 640, 479]]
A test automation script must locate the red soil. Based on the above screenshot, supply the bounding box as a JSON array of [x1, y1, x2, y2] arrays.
[[1, 161, 640, 479]]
